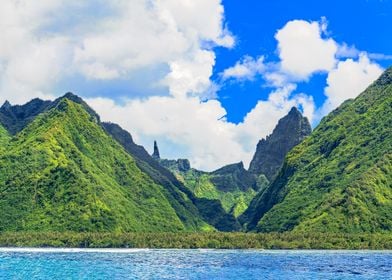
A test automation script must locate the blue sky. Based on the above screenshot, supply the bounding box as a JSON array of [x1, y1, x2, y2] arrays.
[[0, 0, 390, 170], [214, 0, 391, 123]]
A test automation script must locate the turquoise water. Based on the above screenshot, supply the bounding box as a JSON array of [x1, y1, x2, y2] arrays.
[[0, 249, 391, 279]]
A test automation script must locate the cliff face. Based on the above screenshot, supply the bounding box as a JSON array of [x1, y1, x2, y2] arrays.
[[248, 107, 312, 181]]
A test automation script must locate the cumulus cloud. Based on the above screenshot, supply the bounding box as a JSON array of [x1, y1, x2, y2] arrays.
[[320, 53, 383, 115], [0, 0, 71, 103], [235, 85, 314, 158], [0, 4, 385, 171], [275, 19, 338, 79], [0, 0, 234, 105], [221, 56, 265, 81], [87, 83, 315, 170]]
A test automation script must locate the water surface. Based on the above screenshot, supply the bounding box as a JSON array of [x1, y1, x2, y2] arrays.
[[0, 248, 391, 279]]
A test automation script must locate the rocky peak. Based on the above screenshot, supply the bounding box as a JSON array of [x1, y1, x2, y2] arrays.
[[152, 140, 160, 159], [248, 107, 312, 181], [1, 100, 12, 110]]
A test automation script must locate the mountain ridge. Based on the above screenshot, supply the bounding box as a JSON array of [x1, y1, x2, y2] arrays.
[[242, 67, 392, 233]]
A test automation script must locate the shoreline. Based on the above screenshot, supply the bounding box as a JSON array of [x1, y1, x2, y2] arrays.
[[0, 232, 391, 250], [0, 247, 392, 253]]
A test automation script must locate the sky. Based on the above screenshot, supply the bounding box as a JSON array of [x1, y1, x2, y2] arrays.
[[0, 0, 391, 171]]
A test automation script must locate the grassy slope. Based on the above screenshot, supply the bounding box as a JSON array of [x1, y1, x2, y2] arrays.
[[0, 99, 206, 232], [0, 123, 10, 148], [101, 123, 214, 231], [176, 171, 257, 218], [246, 68, 392, 233]]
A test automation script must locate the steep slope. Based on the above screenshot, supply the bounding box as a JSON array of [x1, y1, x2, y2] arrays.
[[0, 123, 10, 149], [242, 68, 392, 233], [0, 98, 210, 232], [102, 123, 241, 231], [248, 107, 312, 181], [161, 158, 264, 218]]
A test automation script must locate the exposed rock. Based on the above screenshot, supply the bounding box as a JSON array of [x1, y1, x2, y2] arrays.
[[0, 98, 52, 134], [159, 158, 191, 172], [210, 162, 258, 192], [152, 140, 160, 159], [248, 107, 312, 181]]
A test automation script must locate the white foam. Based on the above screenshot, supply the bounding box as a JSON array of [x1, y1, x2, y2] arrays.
[[0, 248, 150, 253]]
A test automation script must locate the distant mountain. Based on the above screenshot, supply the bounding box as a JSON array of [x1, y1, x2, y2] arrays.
[[241, 67, 392, 233], [159, 153, 264, 218], [0, 98, 52, 135], [248, 107, 312, 181]]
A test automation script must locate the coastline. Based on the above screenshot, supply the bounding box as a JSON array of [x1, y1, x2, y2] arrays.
[[0, 232, 391, 250]]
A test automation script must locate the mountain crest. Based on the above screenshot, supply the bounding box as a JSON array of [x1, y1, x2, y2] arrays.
[[152, 140, 160, 159], [53, 92, 100, 123], [374, 66, 392, 86], [1, 100, 11, 110], [248, 107, 311, 180]]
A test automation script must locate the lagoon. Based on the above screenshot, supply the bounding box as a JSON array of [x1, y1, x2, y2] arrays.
[[0, 249, 391, 279]]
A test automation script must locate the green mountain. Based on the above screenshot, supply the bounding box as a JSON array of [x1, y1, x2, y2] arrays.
[[0, 123, 9, 147], [102, 123, 241, 231], [241, 67, 392, 233], [157, 107, 311, 219], [0, 97, 213, 232], [159, 156, 265, 218]]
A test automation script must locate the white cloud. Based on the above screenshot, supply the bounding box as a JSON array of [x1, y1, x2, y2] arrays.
[[88, 95, 244, 170], [88, 84, 315, 171], [0, 4, 384, 172], [367, 53, 392, 60], [73, 0, 234, 88], [0, 0, 234, 105], [0, 0, 71, 103], [336, 43, 360, 59], [165, 50, 217, 98], [275, 19, 338, 79], [320, 53, 383, 115], [222, 56, 265, 81], [235, 85, 314, 158]]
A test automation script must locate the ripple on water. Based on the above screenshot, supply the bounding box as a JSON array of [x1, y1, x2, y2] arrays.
[[0, 249, 391, 280]]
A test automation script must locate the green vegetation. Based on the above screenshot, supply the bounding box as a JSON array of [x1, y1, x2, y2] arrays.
[[175, 170, 257, 218], [242, 68, 392, 233], [166, 163, 262, 218], [0, 123, 10, 148], [0, 99, 210, 232], [102, 123, 240, 232], [0, 232, 391, 249], [1, 68, 391, 243]]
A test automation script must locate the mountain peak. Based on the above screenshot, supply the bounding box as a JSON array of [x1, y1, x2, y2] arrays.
[[248, 108, 312, 180], [1, 100, 12, 110], [61, 92, 82, 102], [288, 106, 300, 115], [53, 92, 100, 123], [152, 140, 160, 159]]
